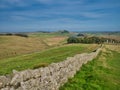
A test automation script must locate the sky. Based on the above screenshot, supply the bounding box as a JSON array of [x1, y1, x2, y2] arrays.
[[0, 0, 120, 32]]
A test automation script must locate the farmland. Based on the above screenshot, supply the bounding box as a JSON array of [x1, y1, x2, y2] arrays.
[[0, 0, 120, 89], [0, 31, 119, 90], [0, 33, 68, 59]]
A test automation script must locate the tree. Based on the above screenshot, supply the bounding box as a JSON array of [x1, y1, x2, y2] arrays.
[[67, 36, 79, 43]]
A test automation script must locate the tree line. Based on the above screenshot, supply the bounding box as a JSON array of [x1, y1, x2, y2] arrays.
[[67, 36, 120, 44], [0, 33, 28, 38]]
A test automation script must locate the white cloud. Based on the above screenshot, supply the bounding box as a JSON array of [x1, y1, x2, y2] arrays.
[[0, 0, 23, 5], [6, 0, 22, 4], [0, 0, 29, 8], [81, 12, 105, 18], [10, 15, 28, 21]]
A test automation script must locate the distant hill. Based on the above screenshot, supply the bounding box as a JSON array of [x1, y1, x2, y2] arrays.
[[56, 30, 70, 34]]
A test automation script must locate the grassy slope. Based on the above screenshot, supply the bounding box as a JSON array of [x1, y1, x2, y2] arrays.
[[0, 34, 67, 59], [0, 44, 98, 75], [60, 45, 120, 90]]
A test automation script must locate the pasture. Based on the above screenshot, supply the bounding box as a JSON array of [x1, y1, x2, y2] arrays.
[[60, 45, 120, 90], [0, 33, 67, 59], [0, 43, 98, 75], [0, 32, 119, 90]]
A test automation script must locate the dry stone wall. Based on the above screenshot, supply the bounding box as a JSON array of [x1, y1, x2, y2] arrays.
[[0, 48, 101, 90]]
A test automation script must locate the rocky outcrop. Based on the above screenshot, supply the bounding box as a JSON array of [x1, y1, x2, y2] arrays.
[[0, 48, 101, 90]]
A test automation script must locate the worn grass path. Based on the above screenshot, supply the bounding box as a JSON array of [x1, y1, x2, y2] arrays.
[[60, 45, 120, 90]]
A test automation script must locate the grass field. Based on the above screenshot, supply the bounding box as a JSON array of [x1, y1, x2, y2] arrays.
[[1, 32, 119, 90], [60, 45, 120, 90], [0, 34, 67, 59], [29, 32, 71, 37], [0, 44, 98, 75]]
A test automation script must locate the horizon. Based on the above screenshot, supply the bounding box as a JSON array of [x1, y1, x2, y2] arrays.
[[0, 0, 120, 32], [0, 30, 120, 33]]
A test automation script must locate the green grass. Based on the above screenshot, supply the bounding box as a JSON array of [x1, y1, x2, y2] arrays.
[[0, 44, 98, 75], [60, 48, 120, 90]]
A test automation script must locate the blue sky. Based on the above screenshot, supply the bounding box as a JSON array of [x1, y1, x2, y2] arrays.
[[0, 0, 120, 32]]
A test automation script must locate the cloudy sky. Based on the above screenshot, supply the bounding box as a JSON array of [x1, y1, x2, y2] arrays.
[[0, 0, 120, 32]]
